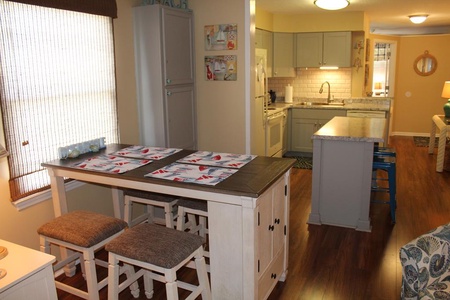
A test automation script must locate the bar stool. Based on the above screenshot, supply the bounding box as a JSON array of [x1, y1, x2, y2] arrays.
[[374, 147, 396, 157], [106, 223, 211, 300], [371, 156, 397, 223], [37, 210, 136, 300], [176, 198, 208, 239], [123, 189, 179, 228]]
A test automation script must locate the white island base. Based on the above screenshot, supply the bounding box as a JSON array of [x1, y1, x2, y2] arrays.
[[308, 117, 386, 232]]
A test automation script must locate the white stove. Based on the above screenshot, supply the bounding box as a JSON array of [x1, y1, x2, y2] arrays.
[[264, 106, 283, 116]]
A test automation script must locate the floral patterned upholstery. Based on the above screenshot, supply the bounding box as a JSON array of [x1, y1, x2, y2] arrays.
[[400, 223, 450, 299]]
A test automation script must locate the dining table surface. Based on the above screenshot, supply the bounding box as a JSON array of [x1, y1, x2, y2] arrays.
[[42, 143, 296, 200]]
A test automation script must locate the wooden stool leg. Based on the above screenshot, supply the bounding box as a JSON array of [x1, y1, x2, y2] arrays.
[[176, 207, 186, 231], [165, 281, 179, 300], [108, 253, 121, 300], [143, 270, 154, 299], [147, 204, 155, 224], [122, 264, 140, 298], [124, 197, 133, 226], [83, 249, 100, 300], [194, 249, 211, 300], [164, 205, 175, 228]]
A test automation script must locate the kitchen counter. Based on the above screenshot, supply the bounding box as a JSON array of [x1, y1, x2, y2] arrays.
[[312, 116, 386, 142], [270, 97, 391, 112], [308, 116, 387, 232]]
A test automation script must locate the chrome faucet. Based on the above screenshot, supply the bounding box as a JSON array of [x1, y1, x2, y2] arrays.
[[319, 81, 331, 103]]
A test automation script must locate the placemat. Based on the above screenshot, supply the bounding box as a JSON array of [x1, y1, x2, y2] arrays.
[[145, 163, 238, 185], [72, 155, 152, 174], [110, 146, 182, 160], [177, 151, 256, 168]]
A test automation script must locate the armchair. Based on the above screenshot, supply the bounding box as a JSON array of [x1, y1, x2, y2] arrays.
[[400, 223, 450, 299]]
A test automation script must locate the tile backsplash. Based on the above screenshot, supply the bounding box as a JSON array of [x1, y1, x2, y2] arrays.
[[268, 68, 352, 101]]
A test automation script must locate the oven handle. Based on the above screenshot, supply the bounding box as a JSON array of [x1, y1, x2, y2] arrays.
[[267, 112, 285, 121]]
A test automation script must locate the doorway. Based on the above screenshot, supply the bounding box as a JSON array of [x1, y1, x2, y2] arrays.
[[372, 41, 397, 98]]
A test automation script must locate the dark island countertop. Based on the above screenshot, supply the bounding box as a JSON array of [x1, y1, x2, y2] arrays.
[[42, 144, 296, 199]]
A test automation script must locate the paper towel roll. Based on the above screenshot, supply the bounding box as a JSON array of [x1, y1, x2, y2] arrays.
[[285, 84, 293, 103]]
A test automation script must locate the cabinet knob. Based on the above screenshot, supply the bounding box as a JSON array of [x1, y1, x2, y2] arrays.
[[271, 273, 277, 279], [166, 79, 172, 84], [274, 218, 280, 224], [166, 91, 172, 96], [268, 225, 274, 231]]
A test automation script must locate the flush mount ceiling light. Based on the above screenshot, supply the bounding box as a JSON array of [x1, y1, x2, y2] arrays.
[[314, 0, 349, 10], [409, 15, 428, 24]]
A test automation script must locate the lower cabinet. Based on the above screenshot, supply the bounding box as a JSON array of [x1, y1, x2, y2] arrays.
[[257, 176, 288, 299], [290, 109, 346, 153]]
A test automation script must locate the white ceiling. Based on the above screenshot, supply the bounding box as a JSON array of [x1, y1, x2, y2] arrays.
[[256, 0, 450, 35]]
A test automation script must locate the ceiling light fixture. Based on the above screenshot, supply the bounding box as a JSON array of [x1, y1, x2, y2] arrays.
[[409, 15, 428, 24], [314, 0, 349, 10]]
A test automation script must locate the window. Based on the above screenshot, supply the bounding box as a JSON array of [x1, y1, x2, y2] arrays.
[[0, 0, 119, 201]]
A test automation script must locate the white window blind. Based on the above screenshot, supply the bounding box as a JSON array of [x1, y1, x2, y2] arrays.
[[0, 0, 119, 201]]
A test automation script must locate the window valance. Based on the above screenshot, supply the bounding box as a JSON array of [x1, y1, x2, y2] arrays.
[[5, 0, 117, 18]]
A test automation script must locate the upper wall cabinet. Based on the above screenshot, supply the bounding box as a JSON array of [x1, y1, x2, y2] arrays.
[[273, 32, 296, 77], [256, 29, 273, 77], [296, 32, 351, 68]]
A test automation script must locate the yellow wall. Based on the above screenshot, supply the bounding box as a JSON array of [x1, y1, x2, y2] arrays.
[[272, 11, 365, 33], [391, 34, 450, 135], [255, 7, 273, 31], [190, 0, 248, 153]]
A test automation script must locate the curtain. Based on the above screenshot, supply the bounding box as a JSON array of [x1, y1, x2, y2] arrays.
[[0, 0, 119, 201]]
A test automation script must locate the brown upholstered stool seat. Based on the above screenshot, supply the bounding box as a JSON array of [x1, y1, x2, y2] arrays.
[[106, 223, 211, 300], [38, 210, 127, 247], [38, 210, 133, 300], [176, 198, 207, 212], [124, 189, 178, 203], [106, 223, 203, 268], [123, 189, 179, 228]]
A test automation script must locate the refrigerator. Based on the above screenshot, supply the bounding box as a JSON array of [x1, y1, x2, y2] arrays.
[[251, 48, 268, 156]]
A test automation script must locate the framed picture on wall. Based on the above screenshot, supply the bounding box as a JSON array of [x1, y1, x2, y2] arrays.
[[205, 55, 237, 81], [204, 24, 237, 51]]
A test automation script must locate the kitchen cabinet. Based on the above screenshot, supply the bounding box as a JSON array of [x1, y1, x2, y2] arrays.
[[0, 240, 57, 300], [133, 4, 196, 149], [256, 28, 273, 77], [273, 33, 296, 77], [257, 176, 288, 299], [290, 109, 347, 153], [296, 32, 351, 68]]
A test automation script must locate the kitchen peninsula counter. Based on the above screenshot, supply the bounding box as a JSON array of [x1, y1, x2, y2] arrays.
[[308, 117, 386, 232], [42, 144, 295, 299]]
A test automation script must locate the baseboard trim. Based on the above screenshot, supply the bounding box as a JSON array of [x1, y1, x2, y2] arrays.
[[391, 132, 435, 137]]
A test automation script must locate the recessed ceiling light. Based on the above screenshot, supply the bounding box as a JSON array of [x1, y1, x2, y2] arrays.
[[409, 15, 428, 24], [314, 0, 350, 10]]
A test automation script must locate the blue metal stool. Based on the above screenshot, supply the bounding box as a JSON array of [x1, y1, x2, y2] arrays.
[[371, 156, 397, 223], [373, 143, 396, 157]]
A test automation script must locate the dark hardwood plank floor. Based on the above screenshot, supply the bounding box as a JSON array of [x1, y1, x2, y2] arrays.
[[56, 136, 450, 299]]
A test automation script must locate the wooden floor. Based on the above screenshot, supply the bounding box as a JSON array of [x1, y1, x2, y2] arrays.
[[56, 136, 450, 300]]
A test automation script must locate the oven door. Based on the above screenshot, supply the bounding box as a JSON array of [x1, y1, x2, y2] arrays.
[[266, 112, 284, 157]]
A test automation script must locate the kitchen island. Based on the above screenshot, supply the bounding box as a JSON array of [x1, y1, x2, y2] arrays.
[[42, 144, 295, 299], [307, 117, 386, 232]]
